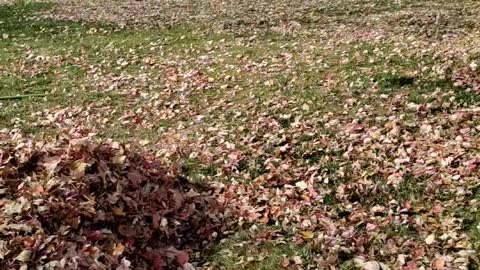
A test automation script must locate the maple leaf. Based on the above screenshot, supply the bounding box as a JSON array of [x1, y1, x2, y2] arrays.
[[41, 156, 61, 175]]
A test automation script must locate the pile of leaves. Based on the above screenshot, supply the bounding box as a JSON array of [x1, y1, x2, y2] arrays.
[[0, 131, 227, 269]]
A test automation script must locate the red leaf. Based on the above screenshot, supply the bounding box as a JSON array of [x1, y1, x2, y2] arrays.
[[432, 205, 443, 214], [294, 236, 304, 246], [152, 214, 161, 229], [125, 237, 135, 248], [153, 256, 164, 270], [176, 250, 189, 266], [86, 230, 102, 241], [349, 124, 364, 134], [403, 261, 418, 270]]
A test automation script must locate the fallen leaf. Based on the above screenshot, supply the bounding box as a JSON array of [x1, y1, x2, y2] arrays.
[[425, 234, 435, 245], [292, 256, 302, 265], [41, 156, 61, 175], [300, 230, 314, 239], [70, 160, 87, 179], [116, 257, 131, 270], [112, 155, 126, 165], [432, 205, 443, 214], [176, 250, 189, 266], [182, 262, 196, 270], [112, 243, 125, 256], [432, 258, 445, 269], [4, 200, 24, 215], [363, 261, 380, 270], [153, 256, 164, 270], [0, 241, 8, 260], [15, 250, 32, 262], [295, 181, 308, 190]]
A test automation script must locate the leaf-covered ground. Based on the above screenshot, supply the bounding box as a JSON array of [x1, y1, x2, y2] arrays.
[[1, 0, 480, 269]]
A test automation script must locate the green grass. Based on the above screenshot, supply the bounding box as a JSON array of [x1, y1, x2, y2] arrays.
[[462, 186, 480, 248], [207, 227, 314, 269], [0, 71, 52, 95]]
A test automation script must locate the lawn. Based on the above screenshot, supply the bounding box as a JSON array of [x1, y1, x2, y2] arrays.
[[0, 0, 480, 269]]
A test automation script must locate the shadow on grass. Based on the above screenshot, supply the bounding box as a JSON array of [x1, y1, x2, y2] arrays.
[[374, 72, 480, 106], [0, 2, 79, 37]]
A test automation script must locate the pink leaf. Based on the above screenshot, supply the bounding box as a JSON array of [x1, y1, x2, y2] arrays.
[[176, 250, 189, 266], [153, 256, 164, 270]]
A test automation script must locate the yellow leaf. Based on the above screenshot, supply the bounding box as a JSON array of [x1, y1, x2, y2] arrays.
[[70, 160, 87, 179], [112, 207, 126, 216], [112, 155, 126, 165], [455, 238, 470, 249], [301, 230, 314, 239], [112, 243, 125, 256], [15, 250, 31, 262]]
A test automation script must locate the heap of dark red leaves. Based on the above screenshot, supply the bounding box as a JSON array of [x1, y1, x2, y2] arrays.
[[0, 132, 227, 269]]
